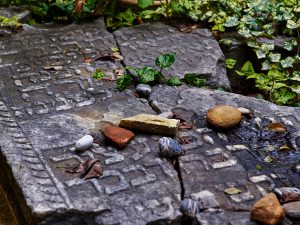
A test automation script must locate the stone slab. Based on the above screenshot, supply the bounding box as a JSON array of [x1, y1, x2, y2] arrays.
[[150, 85, 300, 223], [114, 22, 231, 90], [0, 19, 182, 225]]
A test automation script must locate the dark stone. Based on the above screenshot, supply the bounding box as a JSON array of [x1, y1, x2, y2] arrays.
[[275, 187, 300, 203], [180, 199, 199, 218], [136, 84, 152, 97], [159, 137, 185, 158], [114, 23, 231, 90]]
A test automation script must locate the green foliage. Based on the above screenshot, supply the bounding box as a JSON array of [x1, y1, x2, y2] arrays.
[[155, 52, 176, 68], [116, 73, 133, 91], [235, 61, 299, 105], [167, 77, 182, 86], [92, 69, 105, 80], [0, 16, 23, 31], [135, 66, 161, 84], [183, 74, 207, 87], [226, 58, 237, 69], [138, 0, 154, 9]]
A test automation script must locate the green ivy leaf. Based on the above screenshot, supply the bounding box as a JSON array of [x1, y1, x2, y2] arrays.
[[290, 85, 300, 94], [286, 19, 298, 29], [224, 16, 239, 27], [235, 61, 255, 76], [256, 164, 263, 170], [219, 38, 233, 46], [167, 77, 182, 86], [283, 39, 297, 51], [155, 52, 176, 68], [261, 60, 271, 70], [138, 0, 154, 9], [254, 49, 266, 59], [272, 88, 297, 105], [116, 74, 133, 91], [226, 58, 237, 69], [92, 69, 106, 80], [281, 56, 295, 68], [136, 66, 161, 84], [183, 73, 206, 87], [291, 71, 300, 81], [268, 53, 281, 63]]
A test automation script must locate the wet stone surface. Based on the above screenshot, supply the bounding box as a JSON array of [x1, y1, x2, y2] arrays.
[[114, 22, 230, 90], [0, 19, 181, 225], [150, 85, 300, 224]]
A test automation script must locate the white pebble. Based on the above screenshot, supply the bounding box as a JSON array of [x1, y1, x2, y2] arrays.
[[203, 134, 214, 145], [75, 135, 93, 151], [238, 107, 251, 115]]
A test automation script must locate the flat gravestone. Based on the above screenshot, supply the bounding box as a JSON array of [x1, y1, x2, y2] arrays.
[[150, 85, 300, 224], [0, 19, 181, 225], [114, 22, 231, 90]]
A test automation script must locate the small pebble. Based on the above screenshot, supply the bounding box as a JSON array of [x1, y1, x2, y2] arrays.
[[283, 201, 300, 219], [75, 135, 94, 151], [203, 134, 214, 145], [207, 105, 241, 129], [159, 111, 174, 119], [238, 107, 251, 115], [159, 137, 185, 158], [136, 84, 152, 97], [180, 199, 199, 218]]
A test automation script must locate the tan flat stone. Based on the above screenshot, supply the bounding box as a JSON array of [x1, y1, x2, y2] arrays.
[[119, 114, 180, 136]]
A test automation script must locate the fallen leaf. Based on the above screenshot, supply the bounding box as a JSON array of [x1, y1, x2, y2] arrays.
[[279, 145, 291, 151], [224, 187, 243, 195], [94, 52, 123, 61], [177, 24, 199, 33], [84, 57, 93, 63], [268, 122, 287, 133], [110, 47, 119, 52], [179, 122, 193, 130], [178, 136, 193, 144], [44, 65, 63, 70], [66, 158, 103, 179]]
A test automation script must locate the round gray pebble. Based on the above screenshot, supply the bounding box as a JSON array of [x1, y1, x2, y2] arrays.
[[159, 137, 185, 158], [180, 199, 199, 218], [136, 84, 152, 97]]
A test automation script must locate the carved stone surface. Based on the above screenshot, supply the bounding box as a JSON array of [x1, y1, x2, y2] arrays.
[[0, 19, 181, 225], [114, 22, 231, 90], [150, 85, 300, 223]]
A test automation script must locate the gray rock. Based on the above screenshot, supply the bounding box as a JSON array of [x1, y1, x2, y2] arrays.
[[136, 84, 152, 97], [159, 111, 174, 119], [159, 137, 185, 158], [114, 22, 231, 90], [180, 199, 199, 218], [283, 201, 300, 219]]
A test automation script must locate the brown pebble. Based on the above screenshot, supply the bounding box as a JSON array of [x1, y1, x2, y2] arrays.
[[103, 125, 135, 149], [207, 105, 241, 129]]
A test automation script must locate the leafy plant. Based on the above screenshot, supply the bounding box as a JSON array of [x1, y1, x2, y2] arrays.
[[0, 16, 23, 31], [183, 73, 207, 87], [92, 69, 106, 80], [116, 73, 133, 91]]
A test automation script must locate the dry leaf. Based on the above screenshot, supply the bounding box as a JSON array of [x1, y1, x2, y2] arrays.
[[74, 0, 86, 14], [268, 122, 287, 133], [224, 187, 243, 195], [66, 158, 103, 179], [44, 65, 63, 71], [279, 145, 291, 151], [84, 57, 93, 64]]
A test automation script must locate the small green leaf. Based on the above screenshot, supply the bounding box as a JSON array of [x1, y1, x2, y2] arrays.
[[291, 71, 300, 81], [268, 53, 281, 63], [224, 16, 239, 27], [286, 20, 298, 29], [283, 39, 297, 51], [136, 66, 161, 84], [138, 0, 154, 8], [167, 77, 182, 86], [92, 69, 106, 80], [261, 60, 271, 70], [272, 88, 297, 105], [256, 164, 263, 170], [235, 61, 255, 76], [226, 58, 237, 69], [183, 73, 206, 87], [116, 74, 133, 91], [281, 56, 295, 68], [219, 38, 233, 46], [254, 49, 266, 59], [155, 52, 176, 68]]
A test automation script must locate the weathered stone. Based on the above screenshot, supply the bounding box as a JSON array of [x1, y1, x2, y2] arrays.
[[75, 134, 94, 151], [103, 125, 135, 149], [207, 105, 242, 129], [136, 84, 152, 97], [275, 187, 300, 203], [283, 201, 300, 219], [159, 137, 185, 158], [119, 114, 180, 136], [180, 199, 199, 218], [114, 23, 230, 90], [0, 20, 181, 225], [251, 193, 285, 225], [159, 111, 174, 119]]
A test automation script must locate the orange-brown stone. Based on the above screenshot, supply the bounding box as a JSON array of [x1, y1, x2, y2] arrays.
[[207, 105, 241, 129], [103, 125, 135, 149], [251, 193, 285, 225]]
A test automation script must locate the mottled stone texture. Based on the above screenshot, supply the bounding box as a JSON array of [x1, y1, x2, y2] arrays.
[[150, 85, 300, 224], [114, 22, 231, 90], [0, 19, 181, 225]]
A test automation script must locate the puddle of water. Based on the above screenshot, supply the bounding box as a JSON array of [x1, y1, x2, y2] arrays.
[[0, 185, 18, 225]]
